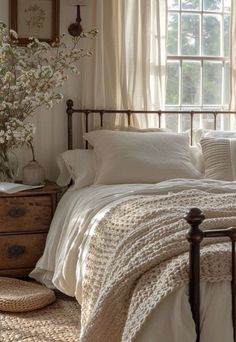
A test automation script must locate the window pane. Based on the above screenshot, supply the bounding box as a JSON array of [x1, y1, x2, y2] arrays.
[[181, 14, 200, 55], [224, 62, 229, 105], [179, 113, 190, 132], [224, 0, 231, 12], [168, 14, 178, 55], [199, 113, 216, 129], [224, 15, 230, 57], [168, 0, 180, 9], [203, 15, 221, 56], [182, 61, 200, 105], [193, 113, 202, 130], [166, 0, 230, 112], [166, 62, 180, 105], [165, 112, 179, 132], [181, 0, 200, 10], [217, 114, 230, 130], [203, 0, 222, 11], [203, 61, 222, 105]]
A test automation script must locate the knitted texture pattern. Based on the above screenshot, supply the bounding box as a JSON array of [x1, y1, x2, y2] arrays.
[[80, 189, 236, 342]]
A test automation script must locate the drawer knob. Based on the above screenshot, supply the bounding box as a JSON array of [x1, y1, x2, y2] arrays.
[[8, 245, 26, 258], [8, 207, 26, 218]]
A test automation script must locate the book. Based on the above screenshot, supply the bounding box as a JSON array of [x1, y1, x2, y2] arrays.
[[0, 182, 45, 194]]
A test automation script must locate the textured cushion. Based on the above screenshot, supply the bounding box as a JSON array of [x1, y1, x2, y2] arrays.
[[84, 130, 202, 185], [0, 277, 56, 312], [200, 138, 236, 180]]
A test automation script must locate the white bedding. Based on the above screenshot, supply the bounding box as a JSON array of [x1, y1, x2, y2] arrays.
[[30, 178, 236, 341]]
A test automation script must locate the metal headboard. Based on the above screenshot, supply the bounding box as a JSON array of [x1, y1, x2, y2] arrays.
[[66, 99, 236, 149]]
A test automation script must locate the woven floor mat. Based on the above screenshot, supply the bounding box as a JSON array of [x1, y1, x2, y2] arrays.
[[0, 293, 81, 342]]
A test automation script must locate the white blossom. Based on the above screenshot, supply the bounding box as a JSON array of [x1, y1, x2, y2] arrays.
[[0, 21, 97, 154]]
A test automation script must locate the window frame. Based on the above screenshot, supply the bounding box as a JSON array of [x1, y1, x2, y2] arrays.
[[166, 0, 231, 111]]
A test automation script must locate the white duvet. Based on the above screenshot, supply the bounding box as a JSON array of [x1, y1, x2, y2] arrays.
[[30, 179, 236, 341]]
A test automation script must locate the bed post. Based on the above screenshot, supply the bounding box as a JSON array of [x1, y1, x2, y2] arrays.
[[229, 228, 236, 341], [185, 208, 205, 342], [66, 99, 74, 150]]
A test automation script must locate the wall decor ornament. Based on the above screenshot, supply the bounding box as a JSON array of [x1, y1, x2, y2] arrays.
[[9, 0, 60, 45], [68, 1, 89, 37]]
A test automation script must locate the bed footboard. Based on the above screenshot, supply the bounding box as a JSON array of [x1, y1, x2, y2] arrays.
[[185, 208, 236, 342]]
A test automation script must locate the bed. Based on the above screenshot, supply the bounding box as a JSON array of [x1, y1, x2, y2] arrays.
[[30, 101, 236, 342]]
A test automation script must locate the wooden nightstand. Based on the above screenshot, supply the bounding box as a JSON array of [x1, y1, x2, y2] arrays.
[[0, 182, 64, 277]]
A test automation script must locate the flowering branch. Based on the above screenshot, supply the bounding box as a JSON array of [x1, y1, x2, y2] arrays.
[[0, 21, 98, 155]]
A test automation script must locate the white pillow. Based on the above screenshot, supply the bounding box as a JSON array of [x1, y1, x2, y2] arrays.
[[195, 129, 236, 144], [200, 137, 236, 181], [84, 130, 202, 185], [56, 149, 95, 188]]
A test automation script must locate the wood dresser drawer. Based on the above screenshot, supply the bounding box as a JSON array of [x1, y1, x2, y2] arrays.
[[0, 196, 52, 233], [0, 233, 47, 270], [0, 182, 63, 277]]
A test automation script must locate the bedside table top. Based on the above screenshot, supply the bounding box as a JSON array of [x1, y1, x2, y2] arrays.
[[0, 181, 65, 197]]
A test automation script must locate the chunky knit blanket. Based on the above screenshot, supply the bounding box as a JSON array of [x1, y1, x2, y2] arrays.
[[80, 189, 236, 342]]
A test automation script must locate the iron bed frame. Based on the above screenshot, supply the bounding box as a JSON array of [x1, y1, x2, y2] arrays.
[[66, 99, 236, 341], [185, 208, 236, 342]]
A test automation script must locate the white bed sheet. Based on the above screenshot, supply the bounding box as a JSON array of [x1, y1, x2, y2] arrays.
[[30, 178, 236, 341], [136, 281, 233, 342]]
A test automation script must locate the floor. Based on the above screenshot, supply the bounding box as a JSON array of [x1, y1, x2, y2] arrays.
[[0, 292, 81, 342]]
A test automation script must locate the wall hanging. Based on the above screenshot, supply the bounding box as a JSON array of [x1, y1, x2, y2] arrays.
[[9, 0, 60, 45]]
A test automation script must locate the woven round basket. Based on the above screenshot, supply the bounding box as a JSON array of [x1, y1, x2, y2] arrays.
[[0, 277, 56, 312]]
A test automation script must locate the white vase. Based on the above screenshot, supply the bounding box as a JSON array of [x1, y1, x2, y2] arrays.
[[22, 160, 45, 185]]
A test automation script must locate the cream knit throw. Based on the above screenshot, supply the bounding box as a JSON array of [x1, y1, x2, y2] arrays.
[[81, 189, 236, 342]]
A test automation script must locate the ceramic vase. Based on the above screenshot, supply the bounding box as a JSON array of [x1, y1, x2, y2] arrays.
[[22, 160, 45, 185]]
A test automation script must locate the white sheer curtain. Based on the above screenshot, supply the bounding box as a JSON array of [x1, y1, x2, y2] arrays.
[[229, 0, 236, 127], [80, 0, 167, 129]]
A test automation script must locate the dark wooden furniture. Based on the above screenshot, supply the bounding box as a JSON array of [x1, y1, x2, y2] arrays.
[[0, 182, 63, 277], [186, 208, 236, 342]]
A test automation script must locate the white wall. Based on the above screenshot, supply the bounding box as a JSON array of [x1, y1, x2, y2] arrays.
[[0, 0, 87, 180]]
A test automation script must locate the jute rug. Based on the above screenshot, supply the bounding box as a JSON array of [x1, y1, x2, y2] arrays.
[[0, 293, 81, 342]]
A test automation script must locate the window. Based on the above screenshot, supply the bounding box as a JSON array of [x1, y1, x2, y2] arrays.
[[165, 0, 231, 129]]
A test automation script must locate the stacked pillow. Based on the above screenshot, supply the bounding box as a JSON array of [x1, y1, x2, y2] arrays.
[[56, 126, 169, 188], [57, 127, 236, 188], [84, 130, 202, 185], [57, 129, 203, 188]]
